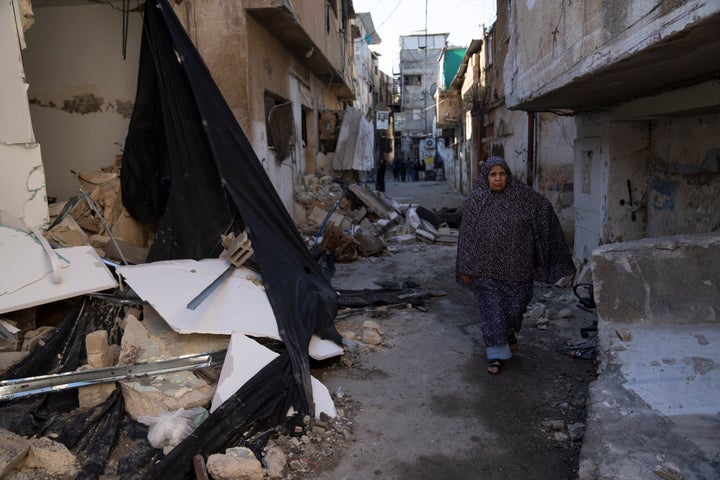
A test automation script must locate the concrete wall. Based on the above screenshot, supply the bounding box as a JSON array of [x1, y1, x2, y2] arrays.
[[646, 113, 720, 237], [22, 4, 142, 202], [574, 106, 720, 251], [592, 233, 720, 325], [536, 112, 576, 244], [504, 0, 719, 109]]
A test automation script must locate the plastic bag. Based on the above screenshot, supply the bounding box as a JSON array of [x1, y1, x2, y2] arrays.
[[138, 407, 209, 450]]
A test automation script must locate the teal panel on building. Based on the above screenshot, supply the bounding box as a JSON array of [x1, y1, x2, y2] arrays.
[[443, 48, 466, 90]]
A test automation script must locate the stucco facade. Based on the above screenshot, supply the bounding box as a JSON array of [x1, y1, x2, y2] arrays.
[[505, 0, 720, 263], [2, 0, 358, 229]]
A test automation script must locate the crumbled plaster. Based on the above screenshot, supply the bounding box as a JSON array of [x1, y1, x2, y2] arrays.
[[115, 99, 135, 119], [19, 0, 34, 32], [62, 93, 104, 114]]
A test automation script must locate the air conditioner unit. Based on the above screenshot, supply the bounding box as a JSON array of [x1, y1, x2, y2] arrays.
[[425, 138, 435, 148]]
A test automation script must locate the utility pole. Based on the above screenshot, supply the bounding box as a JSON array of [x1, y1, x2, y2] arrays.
[[423, 0, 428, 134]]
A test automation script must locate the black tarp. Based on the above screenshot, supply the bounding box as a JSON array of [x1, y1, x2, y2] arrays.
[[118, 0, 341, 476]]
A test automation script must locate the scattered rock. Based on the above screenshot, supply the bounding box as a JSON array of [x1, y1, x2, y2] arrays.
[[25, 436, 79, 477], [616, 328, 632, 342], [206, 446, 264, 480], [536, 317, 550, 329], [653, 462, 683, 480], [262, 445, 287, 479]]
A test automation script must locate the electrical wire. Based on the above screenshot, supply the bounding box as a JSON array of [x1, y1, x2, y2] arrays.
[[122, 0, 130, 59]]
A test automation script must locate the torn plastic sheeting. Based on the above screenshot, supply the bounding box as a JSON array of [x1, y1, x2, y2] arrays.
[[333, 106, 374, 171], [120, 0, 339, 446]]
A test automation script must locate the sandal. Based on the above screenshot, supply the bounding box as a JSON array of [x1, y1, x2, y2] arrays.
[[487, 359, 505, 375], [508, 330, 519, 352]]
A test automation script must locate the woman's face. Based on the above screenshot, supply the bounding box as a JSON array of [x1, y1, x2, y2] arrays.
[[488, 165, 508, 192]]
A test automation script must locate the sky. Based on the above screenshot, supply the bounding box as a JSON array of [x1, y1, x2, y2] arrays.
[[352, 0, 497, 74]]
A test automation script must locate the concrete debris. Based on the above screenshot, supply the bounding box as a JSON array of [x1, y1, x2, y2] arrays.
[[615, 328, 632, 342], [262, 445, 288, 479], [294, 174, 462, 260], [653, 462, 684, 480], [206, 446, 264, 480], [24, 436, 80, 476]]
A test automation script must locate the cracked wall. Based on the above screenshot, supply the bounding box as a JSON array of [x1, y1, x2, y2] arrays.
[[21, 3, 142, 201], [0, 0, 47, 229]]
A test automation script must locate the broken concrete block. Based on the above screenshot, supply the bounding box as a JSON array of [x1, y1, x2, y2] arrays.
[[308, 206, 329, 226], [121, 372, 215, 421], [0, 429, 30, 478], [119, 314, 162, 365], [86, 330, 113, 368], [117, 312, 219, 420], [361, 329, 382, 346], [419, 219, 439, 236], [0, 352, 29, 375], [615, 328, 632, 342], [21, 326, 54, 352], [77, 364, 116, 411], [355, 233, 386, 257], [46, 214, 91, 247], [206, 446, 264, 480], [653, 462, 683, 480], [327, 211, 350, 230], [25, 436, 79, 477], [415, 228, 436, 242], [362, 320, 383, 334], [263, 445, 288, 479]]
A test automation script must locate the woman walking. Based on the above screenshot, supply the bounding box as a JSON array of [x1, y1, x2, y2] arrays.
[[456, 157, 575, 374]]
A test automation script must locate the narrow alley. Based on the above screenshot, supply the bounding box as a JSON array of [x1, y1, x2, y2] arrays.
[[306, 176, 598, 479]]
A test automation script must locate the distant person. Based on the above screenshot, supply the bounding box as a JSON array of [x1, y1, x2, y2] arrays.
[[434, 151, 444, 180], [456, 157, 575, 374], [392, 157, 400, 181]]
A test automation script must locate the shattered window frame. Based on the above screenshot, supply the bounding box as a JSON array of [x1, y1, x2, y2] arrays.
[[264, 90, 289, 148]]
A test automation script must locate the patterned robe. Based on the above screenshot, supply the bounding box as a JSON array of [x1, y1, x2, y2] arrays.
[[456, 157, 575, 356]]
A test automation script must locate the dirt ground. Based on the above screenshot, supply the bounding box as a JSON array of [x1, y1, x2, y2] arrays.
[[272, 178, 599, 480]]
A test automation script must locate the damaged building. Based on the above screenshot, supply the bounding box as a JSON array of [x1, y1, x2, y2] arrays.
[[0, 0, 460, 478]]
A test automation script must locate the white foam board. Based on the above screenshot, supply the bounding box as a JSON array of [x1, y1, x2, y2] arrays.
[[210, 332, 337, 419], [116, 259, 343, 360], [117, 259, 279, 338], [0, 229, 117, 314]]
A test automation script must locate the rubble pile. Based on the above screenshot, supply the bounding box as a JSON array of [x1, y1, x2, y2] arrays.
[[0, 157, 460, 478], [293, 174, 461, 262], [46, 157, 154, 265]]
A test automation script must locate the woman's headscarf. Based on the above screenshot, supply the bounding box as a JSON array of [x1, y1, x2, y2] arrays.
[[456, 157, 575, 284]]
